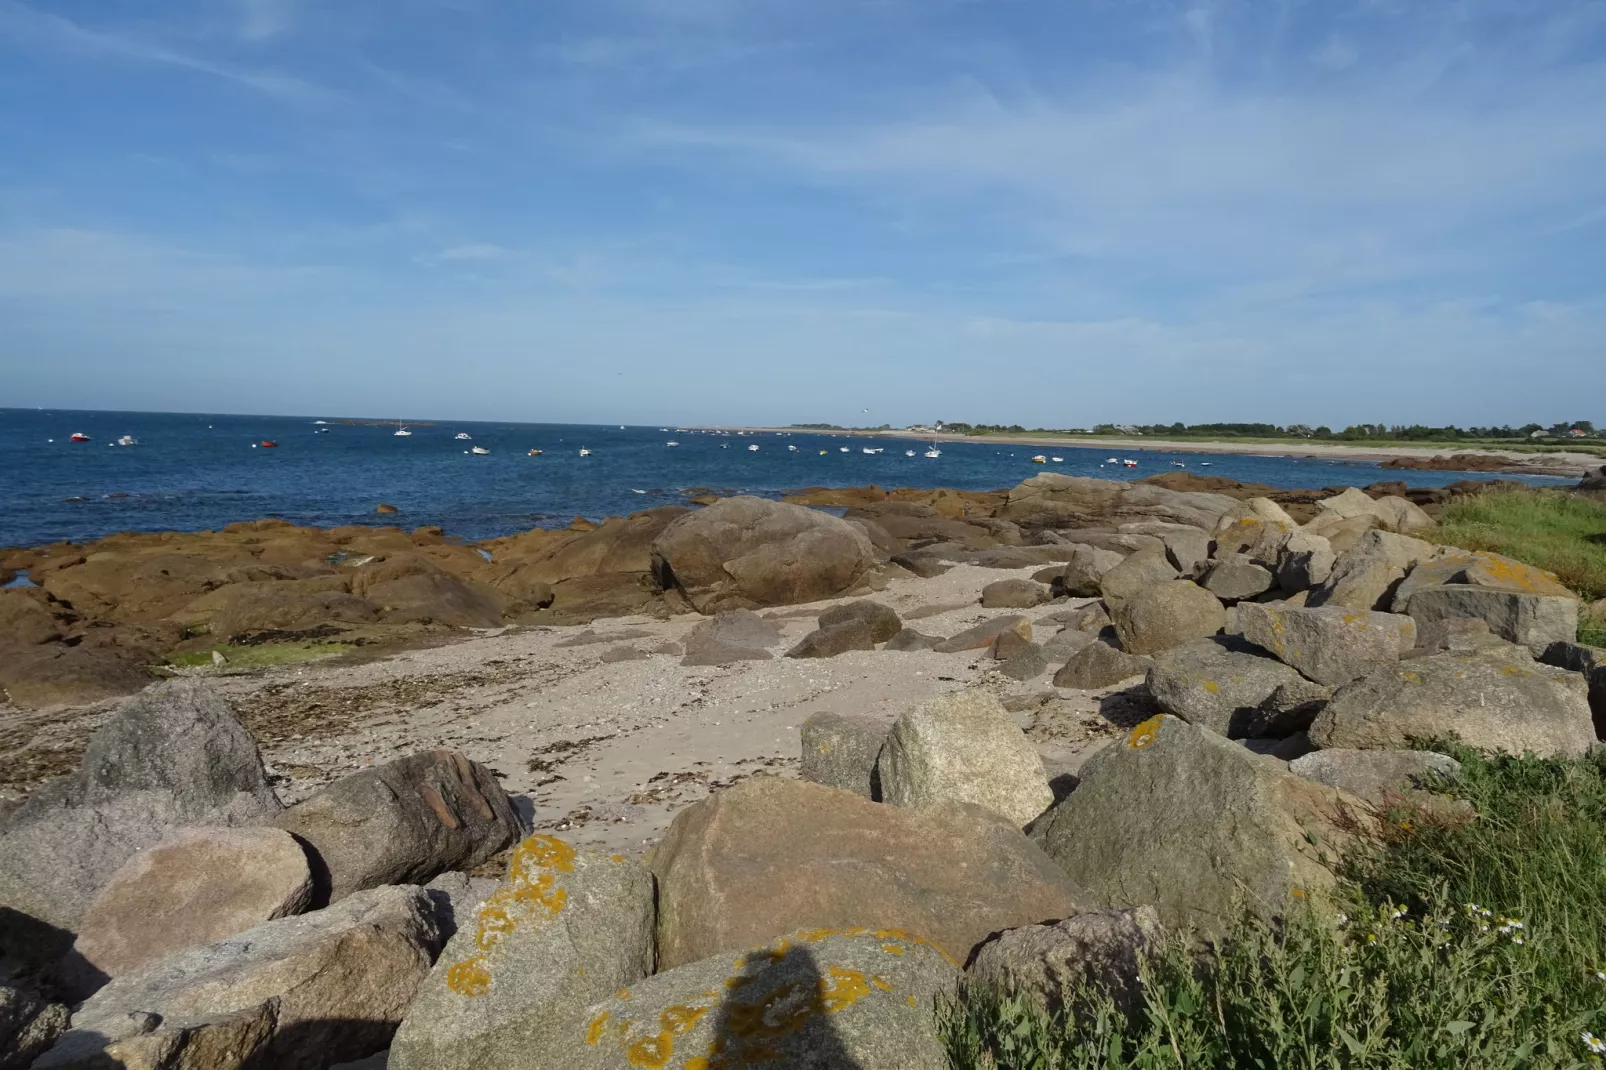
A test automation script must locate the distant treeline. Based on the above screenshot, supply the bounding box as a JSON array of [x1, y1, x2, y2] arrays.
[[937, 421, 1600, 441]]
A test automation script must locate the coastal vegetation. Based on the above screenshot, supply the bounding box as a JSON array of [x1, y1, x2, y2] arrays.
[[943, 744, 1606, 1068]]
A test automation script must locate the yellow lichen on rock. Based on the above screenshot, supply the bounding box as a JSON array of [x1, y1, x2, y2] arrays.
[[444, 834, 579, 997], [1126, 716, 1164, 750]]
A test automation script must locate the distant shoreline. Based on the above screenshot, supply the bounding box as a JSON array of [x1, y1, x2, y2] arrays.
[[701, 427, 1592, 478]]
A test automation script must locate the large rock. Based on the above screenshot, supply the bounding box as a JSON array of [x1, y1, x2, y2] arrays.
[[1540, 641, 1606, 736], [1392, 550, 1575, 614], [980, 578, 1051, 609], [965, 907, 1160, 1015], [36, 885, 444, 1070], [1201, 554, 1274, 602], [1308, 530, 1440, 611], [879, 690, 1053, 826], [1098, 549, 1179, 610], [885, 627, 941, 652], [0, 641, 158, 710], [275, 749, 523, 905], [1237, 602, 1415, 686], [1315, 488, 1434, 534], [574, 928, 959, 1070], [818, 600, 902, 643], [1111, 580, 1225, 656], [1407, 585, 1578, 652], [351, 554, 505, 628], [1146, 639, 1319, 738], [63, 827, 314, 996], [1054, 544, 1126, 597], [1053, 641, 1152, 689], [1288, 749, 1461, 809], [650, 496, 876, 613], [1275, 529, 1336, 593], [1212, 513, 1294, 567], [0, 681, 281, 935], [388, 837, 654, 1070], [1310, 651, 1596, 757], [1001, 474, 1238, 531], [680, 610, 782, 666], [649, 777, 1083, 970], [786, 618, 881, 658], [0, 589, 67, 646], [1118, 522, 1211, 575], [799, 711, 891, 799], [932, 615, 1031, 653], [0, 970, 69, 1070], [1304, 512, 1382, 554], [1031, 716, 1365, 934]]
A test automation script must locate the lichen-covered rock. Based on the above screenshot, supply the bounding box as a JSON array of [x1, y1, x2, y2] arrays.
[[965, 907, 1161, 1015], [933, 615, 1031, 653], [36, 885, 443, 1070], [388, 837, 654, 1070], [1146, 639, 1314, 738], [1032, 716, 1366, 935], [573, 928, 960, 1070], [1406, 586, 1578, 652], [1053, 641, 1152, 689], [800, 712, 891, 799], [650, 778, 1083, 970], [1237, 603, 1415, 686], [1111, 580, 1226, 656], [63, 826, 314, 997], [1098, 549, 1179, 610], [0, 681, 281, 936], [275, 749, 524, 905], [980, 578, 1051, 609], [879, 690, 1053, 826], [1392, 550, 1575, 614], [1310, 651, 1595, 758], [1288, 749, 1461, 809], [1212, 513, 1294, 568], [651, 497, 876, 613]]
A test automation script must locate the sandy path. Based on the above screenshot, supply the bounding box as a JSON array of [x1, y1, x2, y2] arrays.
[[101, 564, 1140, 855]]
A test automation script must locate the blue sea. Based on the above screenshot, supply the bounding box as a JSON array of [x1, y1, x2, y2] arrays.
[[0, 409, 1574, 549]]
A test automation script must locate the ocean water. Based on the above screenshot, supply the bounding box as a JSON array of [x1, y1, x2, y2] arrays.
[[0, 408, 1573, 549]]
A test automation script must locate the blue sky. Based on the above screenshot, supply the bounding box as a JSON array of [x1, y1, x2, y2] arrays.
[[1, 0, 1603, 428]]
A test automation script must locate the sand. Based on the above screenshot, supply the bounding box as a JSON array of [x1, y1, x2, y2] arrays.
[[0, 563, 1150, 855]]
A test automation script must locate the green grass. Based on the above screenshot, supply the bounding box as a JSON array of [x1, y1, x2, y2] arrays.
[[165, 640, 355, 669], [943, 746, 1606, 1068], [1429, 487, 1606, 604]]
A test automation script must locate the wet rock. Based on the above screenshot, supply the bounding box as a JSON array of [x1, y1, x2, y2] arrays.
[[1053, 641, 1152, 689], [1111, 580, 1226, 656], [573, 928, 959, 1070], [36, 885, 444, 1070], [0, 681, 281, 935], [879, 690, 1053, 825], [275, 749, 524, 905], [1237, 603, 1416, 686], [651, 496, 876, 613], [1310, 650, 1595, 758], [650, 778, 1082, 970], [800, 712, 891, 799], [63, 827, 314, 997], [980, 578, 1051, 609], [966, 907, 1161, 1015], [389, 837, 654, 1070], [1032, 715, 1366, 935], [933, 615, 1031, 653]]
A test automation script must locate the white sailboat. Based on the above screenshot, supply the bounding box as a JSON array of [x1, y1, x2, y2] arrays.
[[923, 444, 942, 458], [393, 420, 411, 437]]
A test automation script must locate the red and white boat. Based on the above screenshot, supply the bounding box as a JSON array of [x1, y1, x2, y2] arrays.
[[69, 432, 89, 442]]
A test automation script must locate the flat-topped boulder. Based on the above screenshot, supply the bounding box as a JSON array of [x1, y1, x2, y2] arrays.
[[1237, 602, 1415, 686], [1001, 474, 1238, 531], [879, 690, 1053, 825]]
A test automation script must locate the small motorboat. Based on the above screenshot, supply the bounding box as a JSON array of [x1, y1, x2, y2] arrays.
[[528, 449, 543, 456], [839, 447, 850, 453], [70, 432, 89, 442], [314, 420, 327, 424], [116, 435, 137, 447], [787, 444, 797, 452], [316, 427, 329, 433], [260, 440, 279, 448], [1200, 461, 1212, 467], [456, 433, 472, 441], [747, 444, 760, 452], [471, 445, 490, 455], [819, 450, 828, 455], [1171, 460, 1187, 467], [579, 448, 591, 457], [1123, 459, 1138, 468], [862, 448, 883, 455], [666, 441, 679, 447], [1030, 455, 1047, 464], [1106, 457, 1120, 463], [1051, 456, 1063, 462], [905, 449, 916, 457]]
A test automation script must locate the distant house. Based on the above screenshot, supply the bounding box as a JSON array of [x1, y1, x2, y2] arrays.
[[1531, 430, 1549, 438], [1569, 428, 1589, 438]]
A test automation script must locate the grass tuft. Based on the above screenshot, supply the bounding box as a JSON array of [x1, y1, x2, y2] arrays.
[[943, 744, 1606, 1068], [1430, 487, 1606, 602], [166, 640, 355, 669]]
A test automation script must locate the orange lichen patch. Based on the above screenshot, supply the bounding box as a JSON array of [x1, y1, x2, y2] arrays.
[[870, 975, 892, 992], [1202, 680, 1220, 694], [880, 944, 905, 955], [1468, 554, 1570, 596], [445, 955, 492, 998], [444, 835, 578, 996], [587, 1010, 612, 1046], [1126, 716, 1164, 750], [611, 854, 627, 864]]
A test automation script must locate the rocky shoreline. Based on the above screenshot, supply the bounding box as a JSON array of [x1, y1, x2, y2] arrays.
[[3, 471, 1605, 1068]]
